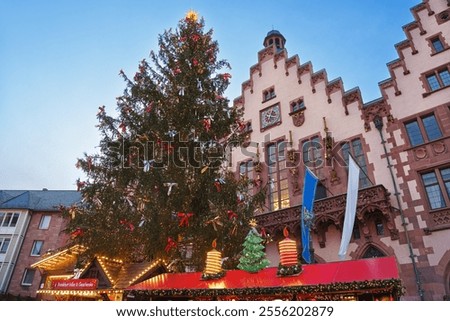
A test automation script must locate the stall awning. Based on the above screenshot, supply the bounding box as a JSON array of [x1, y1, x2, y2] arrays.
[[31, 244, 87, 272], [126, 257, 402, 299]]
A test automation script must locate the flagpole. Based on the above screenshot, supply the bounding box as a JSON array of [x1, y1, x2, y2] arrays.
[[309, 226, 315, 263]]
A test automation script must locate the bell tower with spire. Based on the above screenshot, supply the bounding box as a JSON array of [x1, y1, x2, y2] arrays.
[[263, 29, 286, 51]]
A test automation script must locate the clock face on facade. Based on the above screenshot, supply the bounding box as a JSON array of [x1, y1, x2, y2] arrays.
[[260, 104, 281, 130]]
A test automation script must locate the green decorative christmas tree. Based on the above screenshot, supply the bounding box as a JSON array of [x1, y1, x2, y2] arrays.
[[64, 10, 266, 270], [237, 220, 270, 273]]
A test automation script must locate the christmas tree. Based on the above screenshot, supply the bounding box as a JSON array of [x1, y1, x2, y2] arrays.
[[66, 11, 266, 270], [237, 220, 270, 273]]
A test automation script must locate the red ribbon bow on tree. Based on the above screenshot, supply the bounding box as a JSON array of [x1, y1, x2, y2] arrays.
[[157, 139, 174, 154], [222, 73, 232, 81], [145, 101, 154, 113], [236, 120, 246, 132], [76, 179, 85, 191], [165, 237, 177, 253], [119, 219, 135, 232], [227, 210, 238, 220], [177, 212, 194, 227], [202, 118, 211, 132], [70, 228, 84, 239]]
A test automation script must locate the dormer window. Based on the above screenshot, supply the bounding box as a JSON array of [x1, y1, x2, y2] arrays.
[[427, 33, 448, 55], [431, 37, 444, 52], [290, 99, 305, 113], [262, 87, 276, 102]]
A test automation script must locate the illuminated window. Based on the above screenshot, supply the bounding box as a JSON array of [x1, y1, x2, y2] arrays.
[[21, 269, 35, 286], [30, 240, 44, 256], [38, 215, 51, 230], [267, 140, 289, 211]]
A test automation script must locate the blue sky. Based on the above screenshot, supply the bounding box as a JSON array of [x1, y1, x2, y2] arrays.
[[0, 0, 419, 190]]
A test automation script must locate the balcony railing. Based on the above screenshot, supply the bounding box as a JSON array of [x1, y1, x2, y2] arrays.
[[255, 184, 399, 242]]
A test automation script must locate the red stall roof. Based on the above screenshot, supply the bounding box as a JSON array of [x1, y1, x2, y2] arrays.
[[127, 256, 399, 293]]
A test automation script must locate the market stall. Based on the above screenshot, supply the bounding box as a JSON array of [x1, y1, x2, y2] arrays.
[[125, 256, 403, 301]]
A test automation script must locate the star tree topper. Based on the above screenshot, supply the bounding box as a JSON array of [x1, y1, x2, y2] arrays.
[[185, 9, 199, 22]]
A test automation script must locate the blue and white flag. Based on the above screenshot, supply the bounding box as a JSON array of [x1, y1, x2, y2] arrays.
[[301, 167, 319, 264], [338, 155, 360, 260]]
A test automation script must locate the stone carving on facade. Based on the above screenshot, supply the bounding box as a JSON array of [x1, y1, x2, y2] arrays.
[[361, 99, 394, 132], [258, 46, 275, 62], [329, 168, 340, 185], [233, 96, 244, 107], [297, 62, 312, 84], [284, 56, 299, 76], [255, 185, 400, 246], [425, 208, 450, 233], [326, 79, 342, 103], [242, 79, 253, 93], [273, 50, 286, 69], [342, 89, 361, 115], [413, 146, 428, 160], [286, 149, 301, 194], [250, 64, 262, 77], [290, 109, 305, 127], [431, 141, 446, 155], [311, 70, 325, 85]]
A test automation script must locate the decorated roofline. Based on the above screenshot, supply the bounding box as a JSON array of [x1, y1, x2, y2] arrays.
[[380, 0, 449, 94], [126, 278, 404, 299], [233, 45, 364, 114], [233, 1, 448, 134]]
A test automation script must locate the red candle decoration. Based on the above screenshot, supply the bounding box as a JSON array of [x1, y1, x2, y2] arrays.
[[278, 227, 298, 267]]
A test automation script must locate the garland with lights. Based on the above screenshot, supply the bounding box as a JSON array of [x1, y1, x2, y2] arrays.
[[276, 263, 302, 277], [126, 278, 404, 300]]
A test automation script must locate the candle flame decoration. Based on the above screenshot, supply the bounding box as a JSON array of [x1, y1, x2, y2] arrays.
[[202, 239, 225, 280], [283, 226, 289, 238]]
